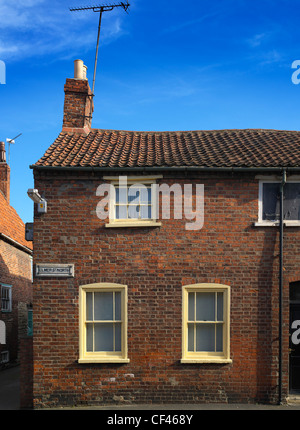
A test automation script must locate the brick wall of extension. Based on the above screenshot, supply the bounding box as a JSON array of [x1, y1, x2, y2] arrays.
[[30, 171, 296, 408], [0, 240, 32, 363]]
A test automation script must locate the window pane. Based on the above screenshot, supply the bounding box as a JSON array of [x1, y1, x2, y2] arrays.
[[217, 293, 223, 321], [216, 324, 223, 352], [94, 292, 113, 320], [263, 183, 280, 221], [116, 187, 127, 204], [196, 293, 215, 321], [116, 187, 119, 203], [188, 323, 194, 352], [94, 323, 114, 351], [196, 324, 215, 351], [263, 182, 300, 221], [140, 187, 151, 204], [86, 292, 93, 320], [86, 323, 93, 352], [128, 187, 140, 203], [284, 183, 300, 220], [128, 204, 140, 219], [140, 205, 151, 219], [188, 293, 195, 321], [116, 205, 127, 219], [115, 323, 122, 351], [115, 292, 121, 320]]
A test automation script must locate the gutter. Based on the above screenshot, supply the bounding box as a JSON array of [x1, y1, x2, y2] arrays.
[[0, 233, 33, 256], [30, 165, 300, 174], [278, 169, 286, 405]]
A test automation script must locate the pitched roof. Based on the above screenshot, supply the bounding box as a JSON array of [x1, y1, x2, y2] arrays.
[[0, 192, 33, 251], [32, 128, 300, 169]]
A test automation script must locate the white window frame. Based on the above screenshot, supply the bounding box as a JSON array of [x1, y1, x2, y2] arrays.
[[181, 283, 231, 364], [104, 176, 162, 228], [1, 284, 12, 312], [79, 283, 129, 364], [255, 177, 300, 227]]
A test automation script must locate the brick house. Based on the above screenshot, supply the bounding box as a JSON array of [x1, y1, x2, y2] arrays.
[[0, 142, 33, 367], [29, 60, 300, 408]]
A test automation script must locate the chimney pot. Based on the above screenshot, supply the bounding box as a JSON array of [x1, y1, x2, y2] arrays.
[[83, 65, 88, 80], [74, 59, 87, 80]]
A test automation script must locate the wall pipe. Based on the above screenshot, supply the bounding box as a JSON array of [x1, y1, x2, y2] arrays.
[[279, 169, 286, 404]]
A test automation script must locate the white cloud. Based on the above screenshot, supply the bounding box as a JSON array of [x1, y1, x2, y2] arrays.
[[0, 0, 129, 61], [247, 33, 268, 48], [246, 30, 280, 50], [163, 12, 221, 34]]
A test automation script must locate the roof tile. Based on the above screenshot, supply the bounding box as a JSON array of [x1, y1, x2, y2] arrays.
[[33, 128, 300, 169], [0, 192, 33, 250]]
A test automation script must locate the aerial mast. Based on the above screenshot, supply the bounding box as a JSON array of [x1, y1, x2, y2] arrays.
[[70, 2, 130, 95]]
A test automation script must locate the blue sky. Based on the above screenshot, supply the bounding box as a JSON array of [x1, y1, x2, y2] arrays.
[[1, 0, 300, 223]]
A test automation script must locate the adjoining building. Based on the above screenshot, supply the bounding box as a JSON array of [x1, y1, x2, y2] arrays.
[[0, 142, 32, 368]]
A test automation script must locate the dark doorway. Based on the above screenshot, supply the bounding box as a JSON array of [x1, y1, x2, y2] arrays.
[[289, 282, 300, 393]]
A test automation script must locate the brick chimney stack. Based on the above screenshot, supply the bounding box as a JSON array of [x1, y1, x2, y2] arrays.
[[0, 141, 10, 202], [62, 60, 94, 135]]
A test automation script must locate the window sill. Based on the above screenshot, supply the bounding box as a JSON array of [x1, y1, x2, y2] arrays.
[[181, 358, 232, 364], [105, 221, 161, 228], [254, 221, 300, 227], [78, 358, 130, 364]]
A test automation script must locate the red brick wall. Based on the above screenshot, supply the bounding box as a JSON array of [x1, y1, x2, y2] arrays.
[[62, 79, 93, 132], [20, 336, 33, 409], [32, 171, 294, 407], [0, 240, 32, 363]]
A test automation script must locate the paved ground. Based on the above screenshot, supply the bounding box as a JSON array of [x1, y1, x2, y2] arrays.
[[1, 365, 300, 410], [48, 402, 300, 410], [0, 365, 20, 410]]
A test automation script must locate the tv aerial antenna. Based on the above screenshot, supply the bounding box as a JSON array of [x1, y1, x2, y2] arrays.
[[6, 133, 22, 166], [70, 2, 130, 95]]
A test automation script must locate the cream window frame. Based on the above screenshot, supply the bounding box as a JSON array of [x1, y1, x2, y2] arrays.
[[104, 176, 162, 228], [181, 284, 232, 364], [79, 283, 129, 364]]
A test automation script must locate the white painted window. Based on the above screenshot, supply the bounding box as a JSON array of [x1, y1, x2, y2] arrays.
[[256, 179, 300, 227]]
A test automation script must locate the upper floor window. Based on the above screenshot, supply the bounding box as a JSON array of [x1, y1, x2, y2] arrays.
[[1, 284, 12, 312], [103, 176, 162, 228], [257, 179, 300, 226]]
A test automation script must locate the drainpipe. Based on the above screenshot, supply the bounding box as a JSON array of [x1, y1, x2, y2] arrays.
[[279, 169, 286, 405]]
